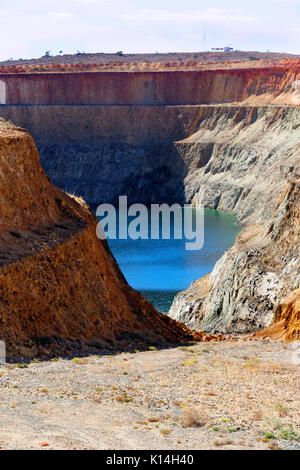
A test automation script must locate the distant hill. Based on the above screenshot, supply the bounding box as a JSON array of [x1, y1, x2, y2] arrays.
[[1, 50, 300, 67]]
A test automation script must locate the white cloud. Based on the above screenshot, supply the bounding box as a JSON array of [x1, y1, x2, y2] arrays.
[[122, 8, 260, 25], [49, 12, 78, 20]]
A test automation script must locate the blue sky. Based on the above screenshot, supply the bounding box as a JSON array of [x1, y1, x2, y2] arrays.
[[0, 0, 300, 60]]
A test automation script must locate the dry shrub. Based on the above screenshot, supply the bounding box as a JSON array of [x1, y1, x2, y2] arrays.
[[214, 439, 233, 447], [243, 357, 262, 369], [178, 408, 208, 428], [148, 417, 160, 423], [274, 402, 289, 417]]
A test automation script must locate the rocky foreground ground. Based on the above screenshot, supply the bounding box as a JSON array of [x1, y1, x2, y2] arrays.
[[0, 338, 299, 450]]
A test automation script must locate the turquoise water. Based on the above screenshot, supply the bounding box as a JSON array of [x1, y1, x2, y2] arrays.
[[100, 208, 241, 313]]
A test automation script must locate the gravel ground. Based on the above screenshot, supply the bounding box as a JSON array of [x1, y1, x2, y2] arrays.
[[0, 338, 299, 450]]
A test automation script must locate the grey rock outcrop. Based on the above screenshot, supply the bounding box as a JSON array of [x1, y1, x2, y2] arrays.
[[169, 180, 300, 334]]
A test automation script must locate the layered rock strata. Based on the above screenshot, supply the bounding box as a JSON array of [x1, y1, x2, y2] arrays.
[[0, 106, 299, 211], [170, 180, 300, 339]]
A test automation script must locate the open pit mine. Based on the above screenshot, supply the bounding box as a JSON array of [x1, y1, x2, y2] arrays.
[[0, 59, 299, 358]]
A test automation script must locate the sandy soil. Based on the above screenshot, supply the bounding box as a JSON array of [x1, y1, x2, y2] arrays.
[[0, 338, 299, 450]]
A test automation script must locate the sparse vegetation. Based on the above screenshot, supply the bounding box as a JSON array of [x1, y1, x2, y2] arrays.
[[178, 408, 207, 428], [228, 427, 237, 433], [243, 357, 261, 369], [160, 429, 172, 436], [264, 432, 276, 440], [265, 415, 284, 431], [278, 426, 300, 441], [274, 402, 289, 417], [221, 418, 231, 423], [71, 357, 87, 365], [179, 346, 196, 353], [214, 439, 233, 447], [115, 390, 133, 403], [264, 415, 299, 441], [1, 340, 298, 449], [181, 358, 198, 366], [148, 417, 160, 423]]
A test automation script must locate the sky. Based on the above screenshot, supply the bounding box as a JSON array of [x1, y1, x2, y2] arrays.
[[0, 0, 300, 60]]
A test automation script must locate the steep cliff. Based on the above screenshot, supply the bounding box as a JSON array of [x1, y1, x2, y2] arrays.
[[0, 105, 199, 205], [1, 105, 299, 209], [0, 121, 198, 358], [274, 289, 300, 341], [170, 180, 300, 338], [167, 104, 300, 339], [180, 106, 300, 222], [0, 63, 299, 105]]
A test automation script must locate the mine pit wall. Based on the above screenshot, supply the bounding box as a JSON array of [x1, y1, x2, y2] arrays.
[[0, 105, 203, 205], [169, 180, 300, 338], [0, 67, 299, 208], [1, 68, 299, 340], [0, 67, 298, 105], [177, 105, 300, 222], [0, 104, 299, 218]]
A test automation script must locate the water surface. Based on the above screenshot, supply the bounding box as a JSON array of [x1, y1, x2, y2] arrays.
[[101, 208, 241, 313]]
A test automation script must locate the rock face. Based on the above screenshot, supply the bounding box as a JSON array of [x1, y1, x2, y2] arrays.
[[274, 289, 300, 341], [180, 106, 300, 223], [0, 65, 299, 105], [0, 105, 202, 205], [0, 122, 196, 358], [254, 289, 300, 341], [169, 180, 300, 337], [0, 105, 299, 209]]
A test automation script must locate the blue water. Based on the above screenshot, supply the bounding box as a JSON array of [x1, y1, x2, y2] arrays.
[[100, 208, 241, 313]]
